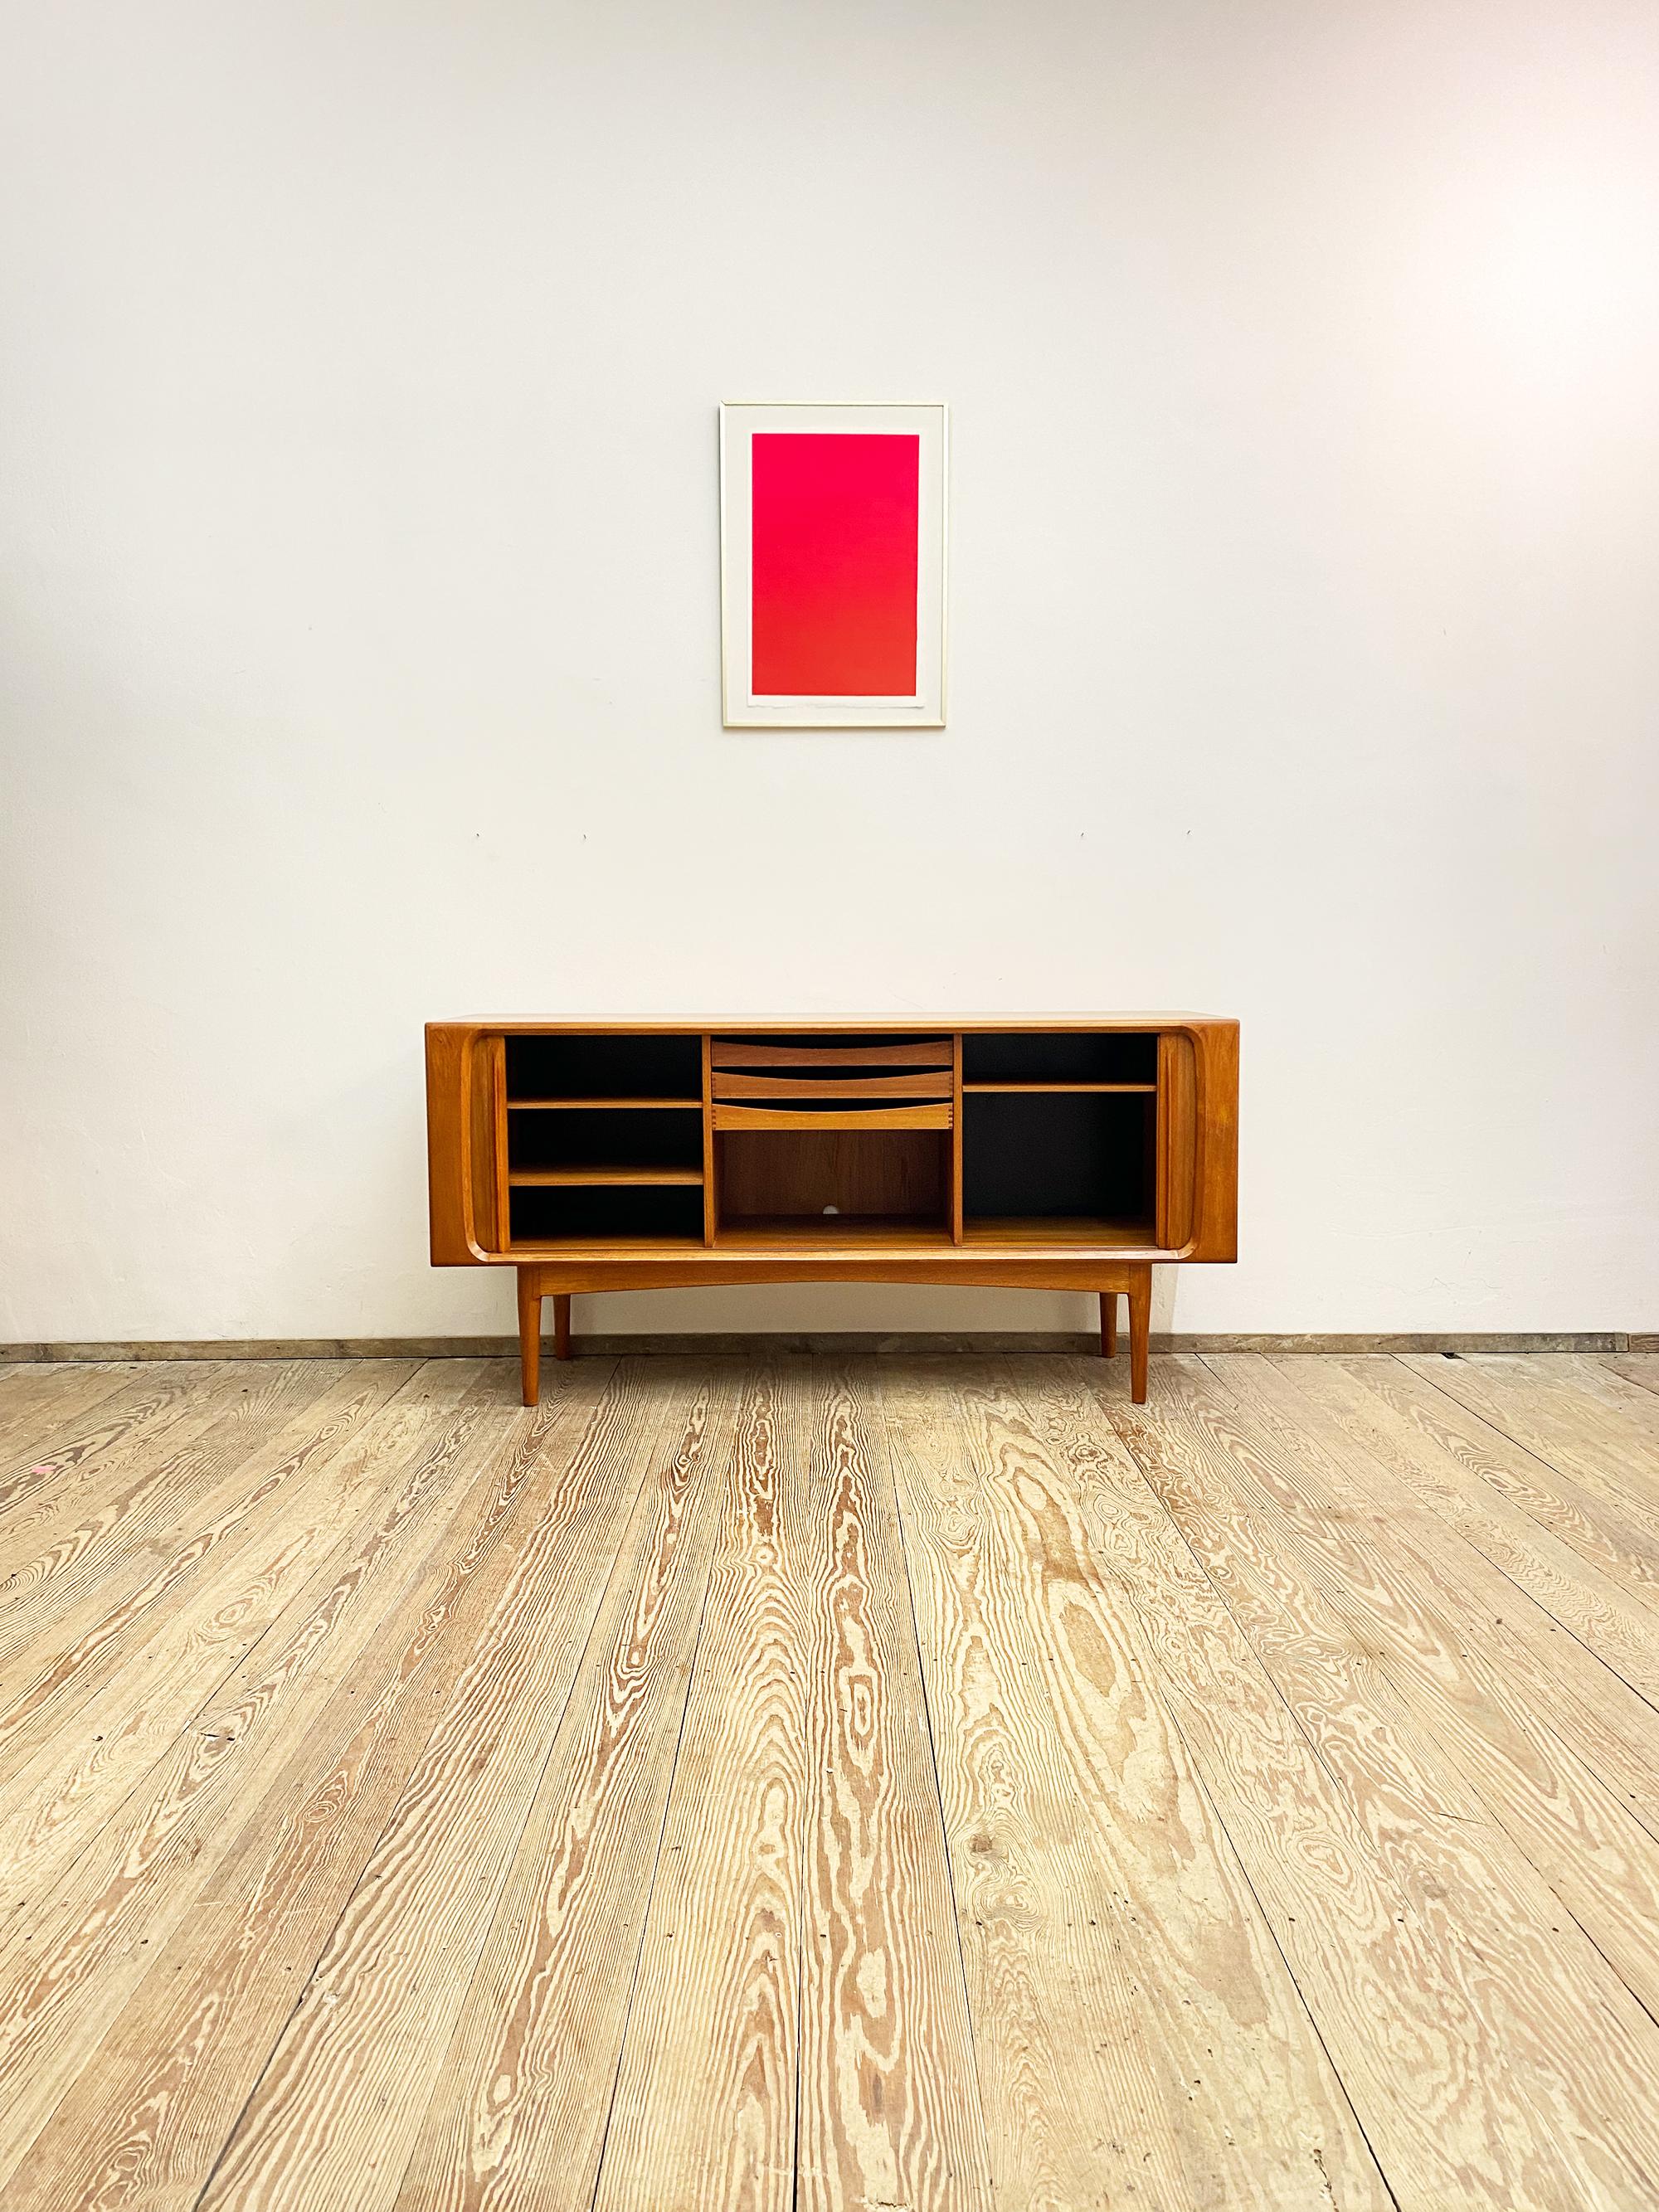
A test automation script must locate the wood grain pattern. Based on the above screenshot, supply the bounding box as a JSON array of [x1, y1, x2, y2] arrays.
[[0, 1360, 236, 1529], [592, 1362, 816, 2210], [5, 1361, 625, 2212], [0, 1364, 417, 1780], [513, 1253, 1160, 1285], [391, 1369, 738, 2210], [195, 1364, 694, 2212], [1202, 1354, 1659, 2019], [1289, 1357, 1659, 1827], [1034, 1359, 1604, 2206], [1095, 1356, 1659, 2208], [718, 1127, 946, 1226], [0, 1363, 153, 1464], [0, 1364, 401, 1951], [1504, 1354, 1659, 1441], [0, 1361, 328, 1647], [516, 1267, 540, 1406], [489, 1033, 511, 1254], [882, 1356, 1390, 2210], [1410, 1354, 1659, 1524], [949, 1030, 964, 1243], [1155, 1028, 1196, 1251], [701, 1030, 718, 1246], [1311, 1356, 1659, 1680], [0, 1361, 480, 2186], [710, 1039, 954, 1069], [1604, 1354, 1659, 1399], [713, 1070, 953, 1101], [960, 1215, 1154, 1247], [1546, 1353, 1659, 1435], [794, 1366, 991, 2212], [424, 1022, 472, 1262], [1183, 1018, 1239, 1262], [713, 1101, 954, 1133], [7, 1351, 1659, 2211]]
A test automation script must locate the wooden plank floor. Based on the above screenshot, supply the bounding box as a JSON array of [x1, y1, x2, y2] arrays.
[[2, 1352, 1658, 2210]]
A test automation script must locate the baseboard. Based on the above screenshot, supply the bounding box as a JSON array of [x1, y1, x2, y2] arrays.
[[0, 1330, 1641, 1362]]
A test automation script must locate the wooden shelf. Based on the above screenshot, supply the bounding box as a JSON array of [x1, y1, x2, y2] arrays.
[[963, 1082, 1156, 1094], [716, 1215, 953, 1251], [508, 1097, 703, 1111], [713, 1101, 952, 1134], [508, 1234, 707, 1255], [963, 1215, 1157, 1247], [508, 1166, 704, 1187]]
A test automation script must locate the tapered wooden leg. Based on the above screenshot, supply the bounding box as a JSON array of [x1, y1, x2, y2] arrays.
[[517, 1270, 541, 1407], [1100, 1291, 1117, 1359], [1128, 1267, 1151, 1405], [552, 1293, 572, 1361]]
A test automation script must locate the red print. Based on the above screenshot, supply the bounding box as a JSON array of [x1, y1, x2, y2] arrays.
[[751, 432, 919, 695]]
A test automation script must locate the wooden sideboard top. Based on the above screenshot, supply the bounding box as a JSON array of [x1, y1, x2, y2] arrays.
[[428, 1014, 1234, 1035]]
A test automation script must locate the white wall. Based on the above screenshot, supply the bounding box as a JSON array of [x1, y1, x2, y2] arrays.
[[3, 0, 1657, 1344]]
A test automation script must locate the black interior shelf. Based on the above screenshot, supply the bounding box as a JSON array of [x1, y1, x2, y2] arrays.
[[505, 1033, 700, 1102], [961, 1032, 1157, 1086], [962, 1089, 1154, 1228], [509, 1183, 704, 1244], [508, 1106, 703, 1178]]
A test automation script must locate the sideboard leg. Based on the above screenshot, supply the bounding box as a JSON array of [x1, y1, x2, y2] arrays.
[[517, 1270, 542, 1407], [1100, 1291, 1117, 1359], [552, 1293, 572, 1361], [1127, 1268, 1151, 1404]]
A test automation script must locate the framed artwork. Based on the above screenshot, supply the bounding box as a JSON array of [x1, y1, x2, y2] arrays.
[[719, 401, 948, 728]]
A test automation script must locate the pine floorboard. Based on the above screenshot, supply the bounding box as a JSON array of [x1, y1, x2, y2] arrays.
[[2, 1350, 1657, 2210]]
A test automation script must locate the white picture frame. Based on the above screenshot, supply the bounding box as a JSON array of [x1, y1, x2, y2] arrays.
[[719, 400, 948, 728]]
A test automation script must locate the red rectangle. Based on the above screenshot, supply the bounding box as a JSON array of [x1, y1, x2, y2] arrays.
[[751, 432, 919, 696]]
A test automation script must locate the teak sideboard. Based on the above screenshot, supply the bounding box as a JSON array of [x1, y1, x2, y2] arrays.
[[425, 1018, 1238, 1407]]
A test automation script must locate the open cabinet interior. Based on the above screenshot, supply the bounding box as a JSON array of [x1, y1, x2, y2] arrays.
[[708, 1033, 956, 1247], [961, 1090, 1155, 1243], [484, 1025, 1176, 1254], [503, 1031, 705, 1247], [716, 1128, 951, 1245], [508, 1183, 705, 1244], [504, 1033, 701, 1103], [961, 1030, 1158, 1086]]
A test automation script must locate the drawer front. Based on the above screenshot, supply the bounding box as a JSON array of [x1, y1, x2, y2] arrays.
[[713, 1069, 951, 1103], [711, 1038, 951, 1071], [713, 1102, 953, 1134]]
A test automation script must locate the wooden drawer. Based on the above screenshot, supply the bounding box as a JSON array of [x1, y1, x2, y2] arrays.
[[713, 1070, 951, 1103], [713, 1102, 953, 1133], [711, 1038, 951, 1071]]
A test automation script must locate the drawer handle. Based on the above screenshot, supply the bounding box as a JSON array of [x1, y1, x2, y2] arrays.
[[710, 1039, 951, 1071], [713, 1071, 950, 1102], [713, 1103, 953, 1133]]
